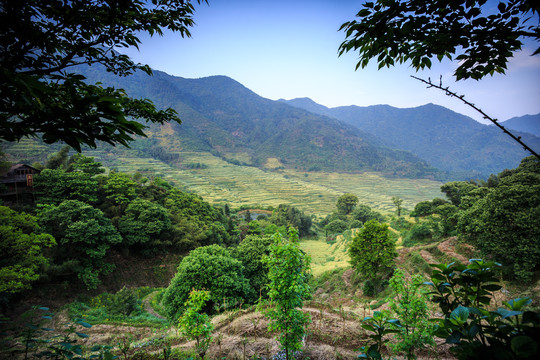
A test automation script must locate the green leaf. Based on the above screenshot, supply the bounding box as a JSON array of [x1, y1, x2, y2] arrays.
[[77, 321, 92, 328], [504, 298, 532, 311], [450, 306, 469, 322], [495, 308, 522, 319], [511, 336, 538, 357], [446, 331, 461, 344]]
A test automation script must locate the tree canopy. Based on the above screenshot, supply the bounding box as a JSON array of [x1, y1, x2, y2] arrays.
[[0, 206, 56, 295], [457, 156, 540, 281], [339, 0, 540, 80], [336, 193, 359, 215], [38, 200, 122, 289], [162, 244, 253, 320], [0, 0, 206, 151], [349, 220, 397, 282]]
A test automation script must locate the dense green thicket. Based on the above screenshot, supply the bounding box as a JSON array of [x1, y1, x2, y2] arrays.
[[231, 234, 273, 298], [457, 157, 540, 281], [0, 206, 55, 295], [1, 150, 237, 293], [162, 245, 253, 321], [409, 156, 540, 281], [321, 194, 384, 237], [38, 200, 122, 289], [269, 204, 312, 237]]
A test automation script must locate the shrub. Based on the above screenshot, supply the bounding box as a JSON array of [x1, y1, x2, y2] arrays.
[[425, 259, 540, 359], [402, 222, 432, 247], [108, 287, 140, 316], [162, 245, 253, 321], [178, 290, 213, 359], [363, 280, 376, 297]]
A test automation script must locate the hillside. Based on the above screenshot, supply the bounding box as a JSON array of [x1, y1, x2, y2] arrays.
[[281, 98, 540, 178], [77, 66, 438, 178], [499, 113, 540, 137]]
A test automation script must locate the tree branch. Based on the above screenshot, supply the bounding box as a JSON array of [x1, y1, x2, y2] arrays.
[[411, 75, 540, 161]]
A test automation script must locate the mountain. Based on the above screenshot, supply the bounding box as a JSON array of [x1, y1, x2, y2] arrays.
[[280, 99, 540, 178], [499, 114, 540, 137], [76, 66, 436, 178]]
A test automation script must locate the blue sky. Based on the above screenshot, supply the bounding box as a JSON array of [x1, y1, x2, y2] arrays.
[[120, 0, 540, 123]]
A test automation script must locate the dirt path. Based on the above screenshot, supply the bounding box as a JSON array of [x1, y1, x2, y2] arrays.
[[142, 290, 166, 319], [437, 237, 470, 264]]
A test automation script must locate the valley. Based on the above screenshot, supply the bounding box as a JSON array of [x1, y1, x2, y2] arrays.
[[85, 149, 444, 218]]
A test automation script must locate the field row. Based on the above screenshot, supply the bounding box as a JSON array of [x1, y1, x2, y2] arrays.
[[83, 150, 443, 218]]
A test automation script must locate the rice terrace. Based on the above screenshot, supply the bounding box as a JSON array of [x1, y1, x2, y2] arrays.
[[1, 0, 540, 360]]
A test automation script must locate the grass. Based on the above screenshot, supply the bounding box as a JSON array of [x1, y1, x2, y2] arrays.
[[67, 288, 169, 328], [301, 236, 351, 277], [77, 150, 443, 218]]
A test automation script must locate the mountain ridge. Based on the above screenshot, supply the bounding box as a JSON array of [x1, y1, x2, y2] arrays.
[[499, 113, 540, 137], [77, 66, 438, 178], [280, 97, 540, 178]]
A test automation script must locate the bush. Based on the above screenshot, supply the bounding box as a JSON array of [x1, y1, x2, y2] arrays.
[[108, 287, 140, 316], [324, 219, 348, 234], [363, 280, 376, 297], [425, 260, 540, 359], [162, 245, 253, 321], [231, 234, 273, 298], [402, 222, 432, 247]]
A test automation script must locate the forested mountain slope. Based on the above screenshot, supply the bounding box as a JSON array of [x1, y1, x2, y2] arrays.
[[499, 113, 540, 137], [281, 98, 540, 178], [78, 66, 437, 178]]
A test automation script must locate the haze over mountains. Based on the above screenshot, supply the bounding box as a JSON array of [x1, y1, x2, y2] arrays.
[[499, 114, 540, 137], [79, 65, 539, 180], [280, 98, 540, 178]]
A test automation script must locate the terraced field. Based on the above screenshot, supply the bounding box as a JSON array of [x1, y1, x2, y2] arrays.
[[4, 139, 444, 217], [81, 150, 443, 217]]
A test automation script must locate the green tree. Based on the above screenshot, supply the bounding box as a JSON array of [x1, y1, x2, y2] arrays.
[[34, 169, 99, 205], [457, 160, 540, 281], [67, 153, 105, 177], [165, 188, 231, 249], [349, 220, 397, 282], [388, 269, 435, 359], [269, 204, 312, 237], [118, 198, 172, 250], [336, 193, 359, 215], [45, 146, 70, 169], [104, 172, 137, 214], [38, 200, 122, 289], [231, 234, 273, 298], [324, 219, 349, 234], [178, 290, 214, 359], [432, 203, 458, 237], [411, 201, 433, 217], [441, 181, 479, 207], [0, 206, 56, 295], [0, 0, 208, 150], [339, 0, 539, 81], [247, 220, 263, 235], [391, 196, 403, 217], [244, 209, 252, 222], [162, 245, 253, 321], [262, 228, 311, 360], [350, 204, 384, 224]]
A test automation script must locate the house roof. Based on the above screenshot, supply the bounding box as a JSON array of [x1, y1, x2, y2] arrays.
[[0, 164, 41, 178]]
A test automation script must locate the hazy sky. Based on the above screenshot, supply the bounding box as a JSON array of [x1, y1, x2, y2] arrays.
[[120, 0, 540, 123]]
